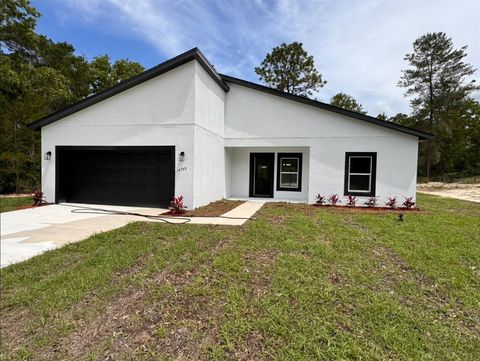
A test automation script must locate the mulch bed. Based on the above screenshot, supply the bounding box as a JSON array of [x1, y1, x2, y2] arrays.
[[163, 199, 244, 217], [14, 203, 51, 211], [313, 205, 421, 213]]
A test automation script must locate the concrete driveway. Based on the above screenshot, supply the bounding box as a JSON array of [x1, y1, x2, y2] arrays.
[[0, 203, 167, 268], [0, 201, 264, 268]]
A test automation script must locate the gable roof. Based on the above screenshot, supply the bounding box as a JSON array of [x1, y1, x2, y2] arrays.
[[221, 75, 433, 140], [27, 48, 433, 140], [28, 48, 228, 130]]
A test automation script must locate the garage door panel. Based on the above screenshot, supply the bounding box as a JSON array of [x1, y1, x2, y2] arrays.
[[56, 147, 174, 207]]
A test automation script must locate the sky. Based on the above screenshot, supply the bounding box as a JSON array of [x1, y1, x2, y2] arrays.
[[32, 0, 480, 116]]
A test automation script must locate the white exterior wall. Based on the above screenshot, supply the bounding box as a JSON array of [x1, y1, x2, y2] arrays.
[[224, 83, 419, 205], [192, 62, 226, 208], [41, 62, 197, 207], [228, 147, 309, 201], [40, 59, 420, 209]]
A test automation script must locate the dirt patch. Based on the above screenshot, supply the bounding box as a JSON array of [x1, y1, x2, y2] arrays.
[[163, 199, 244, 217], [316, 205, 421, 212], [371, 246, 449, 306], [52, 266, 207, 360], [417, 182, 480, 203], [39, 238, 237, 360], [244, 250, 278, 298]]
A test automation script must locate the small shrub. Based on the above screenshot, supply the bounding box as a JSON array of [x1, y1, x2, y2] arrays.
[[328, 194, 341, 206], [364, 196, 379, 207], [386, 197, 397, 208], [169, 195, 187, 214], [32, 190, 45, 206], [402, 196, 416, 209], [315, 194, 326, 206], [345, 195, 357, 207]]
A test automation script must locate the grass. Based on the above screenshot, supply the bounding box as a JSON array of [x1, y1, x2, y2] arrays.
[[0, 196, 32, 213], [1, 194, 479, 360]]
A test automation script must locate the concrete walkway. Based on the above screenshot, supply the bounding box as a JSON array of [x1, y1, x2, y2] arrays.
[[1, 201, 264, 267]]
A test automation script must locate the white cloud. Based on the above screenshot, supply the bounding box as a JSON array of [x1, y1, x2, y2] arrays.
[[52, 0, 480, 115]]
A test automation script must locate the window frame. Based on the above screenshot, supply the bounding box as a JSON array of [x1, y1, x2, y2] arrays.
[[344, 152, 377, 196], [276, 153, 302, 192]]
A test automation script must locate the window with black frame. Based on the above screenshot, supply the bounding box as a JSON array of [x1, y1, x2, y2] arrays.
[[277, 153, 302, 192], [344, 152, 377, 196]]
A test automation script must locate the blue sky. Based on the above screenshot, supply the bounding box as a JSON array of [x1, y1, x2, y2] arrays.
[[32, 0, 480, 116]]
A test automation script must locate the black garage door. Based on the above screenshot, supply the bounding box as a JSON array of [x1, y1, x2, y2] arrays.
[[56, 146, 174, 207]]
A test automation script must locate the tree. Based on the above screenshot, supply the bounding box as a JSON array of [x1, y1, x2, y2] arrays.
[[0, 0, 145, 193], [329, 92, 367, 114], [376, 112, 388, 120], [0, 0, 39, 56], [255, 42, 326, 97], [398, 32, 479, 178], [89, 55, 144, 94]]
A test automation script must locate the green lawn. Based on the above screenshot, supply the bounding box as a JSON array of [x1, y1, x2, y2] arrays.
[[0, 196, 32, 213], [1, 194, 479, 360]]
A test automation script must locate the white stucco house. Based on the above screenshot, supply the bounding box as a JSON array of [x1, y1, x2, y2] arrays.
[[28, 48, 432, 209]]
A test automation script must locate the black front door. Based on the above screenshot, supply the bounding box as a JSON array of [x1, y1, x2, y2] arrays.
[[249, 153, 274, 198]]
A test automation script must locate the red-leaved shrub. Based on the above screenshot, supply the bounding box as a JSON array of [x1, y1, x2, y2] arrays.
[[329, 194, 341, 206], [402, 197, 416, 209], [386, 197, 397, 208], [364, 196, 379, 207], [315, 194, 326, 206], [32, 190, 45, 206], [346, 195, 357, 207], [169, 195, 187, 214]]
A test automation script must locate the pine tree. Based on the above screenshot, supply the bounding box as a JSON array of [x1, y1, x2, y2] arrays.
[[398, 32, 479, 178], [255, 42, 326, 97]]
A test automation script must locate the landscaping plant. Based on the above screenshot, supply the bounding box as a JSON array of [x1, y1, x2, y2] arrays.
[[32, 190, 45, 206], [328, 194, 341, 206], [402, 196, 416, 209], [386, 197, 397, 209], [315, 194, 326, 206], [346, 195, 357, 207], [364, 196, 379, 207], [168, 195, 187, 215]]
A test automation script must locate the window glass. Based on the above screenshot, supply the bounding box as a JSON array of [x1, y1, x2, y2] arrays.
[[349, 157, 371, 173], [345, 153, 376, 196], [281, 158, 298, 173], [349, 175, 370, 191], [280, 173, 298, 188], [277, 153, 302, 191]]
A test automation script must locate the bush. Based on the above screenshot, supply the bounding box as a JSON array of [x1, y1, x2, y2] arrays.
[[328, 194, 341, 206], [402, 197, 416, 209], [386, 197, 397, 208], [169, 195, 187, 215], [315, 194, 326, 206], [32, 190, 45, 206], [364, 196, 379, 207], [345, 195, 357, 207]]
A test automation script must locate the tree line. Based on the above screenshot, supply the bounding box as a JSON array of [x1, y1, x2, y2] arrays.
[[1, 1, 479, 194], [255, 39, 480, 180], [1, 0, 144, 193]]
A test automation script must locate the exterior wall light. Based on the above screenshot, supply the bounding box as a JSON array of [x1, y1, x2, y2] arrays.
[[179, 151, 185, 162], [44, 151, 52, 160]]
